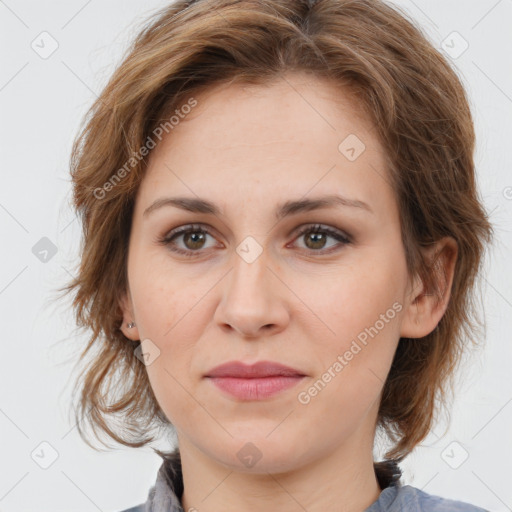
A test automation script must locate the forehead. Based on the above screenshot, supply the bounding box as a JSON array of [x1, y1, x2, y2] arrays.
[[135, 73, 393, 218]]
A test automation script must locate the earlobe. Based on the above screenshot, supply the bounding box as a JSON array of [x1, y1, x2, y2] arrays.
[[118, 291, 140, 340], [400, 237, 458, 339]]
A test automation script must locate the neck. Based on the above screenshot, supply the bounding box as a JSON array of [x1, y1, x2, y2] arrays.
[[178, 436, 382, 512]]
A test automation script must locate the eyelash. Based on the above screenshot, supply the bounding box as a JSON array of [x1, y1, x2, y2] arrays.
[[157, 223, 351, 258]]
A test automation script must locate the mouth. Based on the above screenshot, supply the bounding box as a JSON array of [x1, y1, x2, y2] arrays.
[[204, 360, 306, 400], [206, 375, 306, 400]]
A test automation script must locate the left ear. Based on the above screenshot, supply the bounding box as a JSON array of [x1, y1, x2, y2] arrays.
[[400, 236, 458, 339]]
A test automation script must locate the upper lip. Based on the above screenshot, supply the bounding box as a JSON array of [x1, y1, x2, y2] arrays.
[[205, 360, 306, 378]]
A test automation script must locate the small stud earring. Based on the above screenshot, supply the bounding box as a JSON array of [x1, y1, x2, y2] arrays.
[[126, 322, 136, 328]]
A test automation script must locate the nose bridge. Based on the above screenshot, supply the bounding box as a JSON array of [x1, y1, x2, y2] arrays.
[[229, 240, 273, 305], [215, 239, 287, 336], [229, 216, 272, 290]]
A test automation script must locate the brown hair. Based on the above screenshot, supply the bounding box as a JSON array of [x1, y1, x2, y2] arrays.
[[57, 0, 493, 476]]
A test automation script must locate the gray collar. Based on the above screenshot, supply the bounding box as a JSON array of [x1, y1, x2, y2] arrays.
[[141, 449, 406, 512]]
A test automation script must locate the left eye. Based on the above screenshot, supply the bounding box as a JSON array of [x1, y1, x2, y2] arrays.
[[157, 223, 351, 256], [292, 224, 351, 252]]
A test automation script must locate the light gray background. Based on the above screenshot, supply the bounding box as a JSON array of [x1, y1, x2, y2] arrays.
[[0, 0, 511, 511]]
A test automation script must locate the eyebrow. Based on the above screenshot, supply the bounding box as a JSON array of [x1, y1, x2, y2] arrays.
[[143, 194, 373, 220]]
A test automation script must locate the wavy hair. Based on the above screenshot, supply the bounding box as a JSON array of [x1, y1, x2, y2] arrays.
[[57, 0, 494, 478]]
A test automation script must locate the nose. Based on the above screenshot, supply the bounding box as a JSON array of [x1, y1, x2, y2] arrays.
[[213, 247, 290, 339]]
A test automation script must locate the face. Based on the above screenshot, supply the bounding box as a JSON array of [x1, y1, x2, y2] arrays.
[[119, 72, 428, 473]]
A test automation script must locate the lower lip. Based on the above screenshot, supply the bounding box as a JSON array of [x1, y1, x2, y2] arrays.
[[207, 375, 305, 400]]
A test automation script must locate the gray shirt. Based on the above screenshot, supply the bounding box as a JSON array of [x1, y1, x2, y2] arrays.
[[119, 450, 489, 512]]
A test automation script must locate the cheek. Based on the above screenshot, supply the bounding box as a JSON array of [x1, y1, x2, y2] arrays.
[[129, 265, 212, 420], [130, 253, 205, 340], [294, 310, 401, 444], [297, 260, 404, 344], [134, 282, 206, 360], [293, 261, 404, 423], [144, 361, 195, 429]]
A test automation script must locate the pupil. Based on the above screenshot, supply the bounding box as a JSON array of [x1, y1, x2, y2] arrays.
[[307, 232, 325, 249], [186, 232, 205, 249]]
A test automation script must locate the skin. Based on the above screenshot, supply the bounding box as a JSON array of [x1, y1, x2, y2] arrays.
[[119, 72, 457, 512]]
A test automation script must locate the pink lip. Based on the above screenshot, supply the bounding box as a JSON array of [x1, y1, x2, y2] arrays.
[[205, 360, 306, 400]]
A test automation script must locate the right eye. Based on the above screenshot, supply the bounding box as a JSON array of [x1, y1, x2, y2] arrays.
[[157, 224, 220, 256]]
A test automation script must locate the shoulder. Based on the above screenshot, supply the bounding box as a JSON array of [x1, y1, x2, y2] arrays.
[[392, 485, 489, 512], [366, 484, 488, 511], [117, 505, 145, 512]]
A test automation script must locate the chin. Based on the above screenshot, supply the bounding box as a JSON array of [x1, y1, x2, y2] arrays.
[[206, 435, 304, 474]]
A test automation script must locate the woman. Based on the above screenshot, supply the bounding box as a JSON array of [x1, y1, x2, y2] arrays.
[[60, 0, 493, 510]]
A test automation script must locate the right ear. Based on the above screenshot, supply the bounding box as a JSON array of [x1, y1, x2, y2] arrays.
[[118, 290, 140, 340]]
